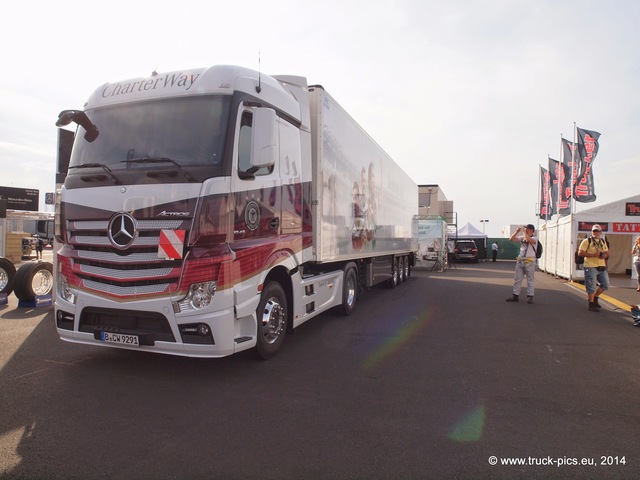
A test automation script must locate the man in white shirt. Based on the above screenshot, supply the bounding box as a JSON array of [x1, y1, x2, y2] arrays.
[[506, 224, 538, 304]]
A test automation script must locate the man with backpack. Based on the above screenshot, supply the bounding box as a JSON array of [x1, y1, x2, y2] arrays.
[[578, 224, 610, 312], [506, 224, 539, 304]]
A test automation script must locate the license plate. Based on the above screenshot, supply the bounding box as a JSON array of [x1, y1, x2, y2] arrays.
[[101, 331, 139, 346]]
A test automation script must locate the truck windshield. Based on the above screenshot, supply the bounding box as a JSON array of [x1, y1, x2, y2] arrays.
[[67, 95, 231, 182]]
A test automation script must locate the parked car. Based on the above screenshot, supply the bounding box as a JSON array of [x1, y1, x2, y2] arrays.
[[453, 240, 479, 262]]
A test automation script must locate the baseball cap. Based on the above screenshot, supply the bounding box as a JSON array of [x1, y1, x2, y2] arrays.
[[525, 224, 535, 231], [592, 224, 602, 232]]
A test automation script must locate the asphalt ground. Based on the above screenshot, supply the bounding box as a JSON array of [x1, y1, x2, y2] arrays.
[[1, 259, 640, 479]]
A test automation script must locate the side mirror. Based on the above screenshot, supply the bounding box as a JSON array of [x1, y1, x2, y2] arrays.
[[55, 110, 99, 143], [250, 108, 277, 171]]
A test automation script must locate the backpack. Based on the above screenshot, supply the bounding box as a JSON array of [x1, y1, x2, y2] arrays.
[[525, 239, 542, 258], [535, 240, 543, 259]]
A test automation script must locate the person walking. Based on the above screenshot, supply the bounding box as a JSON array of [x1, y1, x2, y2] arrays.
[[578, 224, 610, 312], [492, 242, 498, 262], [35, 236, 44, 260], [506, 224, 537, 304], [632, 236, 640, 292]]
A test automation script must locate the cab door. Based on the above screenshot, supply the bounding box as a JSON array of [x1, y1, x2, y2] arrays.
[[230, 107, 281, 268]]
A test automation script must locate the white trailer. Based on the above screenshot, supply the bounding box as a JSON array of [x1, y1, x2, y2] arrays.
[[54, 65, 417, 358]]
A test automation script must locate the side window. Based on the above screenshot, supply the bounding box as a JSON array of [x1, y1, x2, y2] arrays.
[[237, 112, 252, 174], [237, 110, 274, 178]]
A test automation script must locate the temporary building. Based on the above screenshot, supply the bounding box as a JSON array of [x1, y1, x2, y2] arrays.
[[416, 216, 447, 270], [538, 194, 640, 280]]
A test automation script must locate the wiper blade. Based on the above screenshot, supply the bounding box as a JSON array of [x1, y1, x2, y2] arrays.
[[69, 163, 121, 184], [122, 157, 196, 182]]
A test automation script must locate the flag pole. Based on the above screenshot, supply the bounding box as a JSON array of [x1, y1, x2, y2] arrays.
[[570, 122, 577, 280], [537, 163, 541, 230], [557, 134, 563, 215], [572, 122, 577, 214], [554, 137, 564, 277]]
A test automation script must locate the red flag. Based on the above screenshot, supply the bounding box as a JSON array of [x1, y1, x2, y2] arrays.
[[574, 127, 601, 203], [561, 138, 578, 200], [539, 166, 552, 219], [549, 158, 571, 215]]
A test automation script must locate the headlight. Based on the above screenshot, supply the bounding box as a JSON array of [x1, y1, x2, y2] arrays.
[[58, 273, 77, 304], [174, 281, 217, 312]]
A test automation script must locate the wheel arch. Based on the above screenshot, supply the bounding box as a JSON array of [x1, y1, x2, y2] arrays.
[[263, 265, 294, 332]]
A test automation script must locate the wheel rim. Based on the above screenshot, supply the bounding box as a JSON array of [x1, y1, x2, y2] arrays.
[[404, 258, 409, 278], [0, 269, 7, 290], [32, 269, 54, 296], [393, 263, 398, 284], [346, 274, 356, 307], [260, 297, 285, 344]]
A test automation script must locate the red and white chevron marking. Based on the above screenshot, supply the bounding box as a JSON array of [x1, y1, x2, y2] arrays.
[[158, 230, 185, 259]]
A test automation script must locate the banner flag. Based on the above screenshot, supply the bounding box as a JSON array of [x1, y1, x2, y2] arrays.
[[574, 127, 601, 203], [549, 158, 571, 216], [539, 166, 552, 219], [561, 138, 579, 199], [547, 159, 558, 216]]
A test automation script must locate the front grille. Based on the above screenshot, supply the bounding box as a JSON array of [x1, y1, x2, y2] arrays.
[[67, 218, 189, 298]]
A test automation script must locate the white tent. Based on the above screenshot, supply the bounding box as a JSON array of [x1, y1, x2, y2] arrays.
[[539, 194, 640, 280], [456, 222, 487, 239]]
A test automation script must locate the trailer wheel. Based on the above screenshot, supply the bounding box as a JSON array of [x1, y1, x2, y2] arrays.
[[387, 258, 399, 289], [256, 282, 288, 359], [340, 266, 358, 316], [0, 258, 16, 295], [403, 256, 410, 280], [14, 262, 54, 302]]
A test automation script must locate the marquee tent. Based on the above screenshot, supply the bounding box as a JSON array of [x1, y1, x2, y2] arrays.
[[538, 194, 640, 280], [456, 222, 487, 239]]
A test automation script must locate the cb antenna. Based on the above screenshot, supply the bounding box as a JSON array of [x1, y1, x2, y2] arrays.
[[256, 52, 262, 93]]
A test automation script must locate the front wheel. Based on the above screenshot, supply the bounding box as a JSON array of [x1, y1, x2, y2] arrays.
[[340, 267, 358, 316], [256, 282, 288, 359]]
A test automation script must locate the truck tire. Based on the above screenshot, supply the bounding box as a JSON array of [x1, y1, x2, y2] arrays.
[[0, 258, 16, 295], [402, 256, 410, 281], [387, 258, 399, 289], [14, 262, 54, 302], [256, 282, 288, 359], [340, 266, 358, 316]]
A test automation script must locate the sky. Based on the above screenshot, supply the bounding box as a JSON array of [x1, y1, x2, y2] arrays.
[[1, 0, 639, 237]]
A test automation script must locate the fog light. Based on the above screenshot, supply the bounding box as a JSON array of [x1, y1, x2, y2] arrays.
[[179, 323, 214, 344], [197, 324, 210, 336]]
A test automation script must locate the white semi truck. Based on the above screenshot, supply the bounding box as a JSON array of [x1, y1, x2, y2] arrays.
[[54, 65, 418, 358]]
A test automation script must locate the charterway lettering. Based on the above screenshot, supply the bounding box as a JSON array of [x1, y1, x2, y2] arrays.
[[102, 72, 201, 98]]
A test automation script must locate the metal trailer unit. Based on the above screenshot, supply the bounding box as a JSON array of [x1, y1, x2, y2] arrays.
[[54, 65, 418, 358]]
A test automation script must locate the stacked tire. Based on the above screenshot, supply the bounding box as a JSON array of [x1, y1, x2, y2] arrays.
[[0, 258, 16, 296], [14, 262, 54, 302], [0, 259, 53, 302]]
